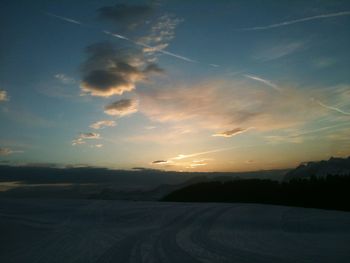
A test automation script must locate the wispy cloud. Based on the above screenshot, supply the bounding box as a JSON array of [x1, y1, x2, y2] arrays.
[[138, 80, 312, 132], [0, 90, 9, 102], [1, 107, 54, 127], [45, 11, 197, 65], [244, 74, 281, 91], [103, 31, 129, 40], [72, 132, 100, 146], [238, 11, 350, 31], [188, 160, 208, 168], [0, 147, 13, 156], [91, 144, 103, 148], [45, 11, 216, 67], [171, 147, 233, 161], [104, 30, 197, 63], [45, 12, 82, 25], [265, 135, 304, 144], [312, 98, 350, 116], [187, 159, 211, 168], [167, 144, 262, 166], [71, 138, 86, 146], [313, 57, 337, 69], [253, 41, 305, 61], [212, 127, 250, 137], [265, 122, 350, 144], [125, 125, 194, 144], [90, 120, 116, 129], [151, 156, 211, 169], [54, 74, 75, 84], [0, 147, 22, 156]]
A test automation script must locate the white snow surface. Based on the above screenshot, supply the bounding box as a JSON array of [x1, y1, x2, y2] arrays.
[[0, 199, 349, 263]]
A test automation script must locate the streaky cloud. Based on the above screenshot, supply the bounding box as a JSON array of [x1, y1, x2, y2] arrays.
[[171, 147, 240, 161], [103, 30, 130, 40], [158, 49, 197, 63], [253, 41, 305, 61], [137, 80, 315, 133], [0, 147, 13, 156], [238, 11, 350, 31], [104, 31, 197, 63], [212, 127, 250, 137], [189, 163, 207, 168], [0, 147, 22, 155], [244, 74, 281, 91], [90, 120, 116, 130], [54, 73, 75, 84], [312, 98, 350, 116], [296, 123, 350, 137], [45, 12, 82, 25], [45, 12, 217, 67], [72, 132, 100, 146], [265, 122, 350, 144]]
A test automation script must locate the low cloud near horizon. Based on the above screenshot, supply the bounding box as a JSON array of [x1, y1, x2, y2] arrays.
[[0, 147, 13, 156]]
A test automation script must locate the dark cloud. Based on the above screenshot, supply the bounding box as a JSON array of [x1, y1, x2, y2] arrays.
[[104, 99, 138, 116], [80, 4, 183, 99], [80, 132, 100, 139], [82, 69, 133, 96], [143, 63, 164, 74], [80, 42, 162, 97], [132, 167, 161, 172], [152, 160, 168, 164], [98, 3, 154, 29]]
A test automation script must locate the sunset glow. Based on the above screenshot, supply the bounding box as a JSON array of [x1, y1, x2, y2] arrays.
[[1, 1, 350, 172]]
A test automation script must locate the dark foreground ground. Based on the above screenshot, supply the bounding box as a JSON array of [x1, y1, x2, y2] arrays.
[[1, 199, 350, 263]]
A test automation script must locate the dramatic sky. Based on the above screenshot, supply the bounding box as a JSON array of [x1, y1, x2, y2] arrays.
[[1, 0, 350, 171]]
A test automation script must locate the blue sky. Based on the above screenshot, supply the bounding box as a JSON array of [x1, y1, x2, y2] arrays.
[[1, 0, 350, 171]]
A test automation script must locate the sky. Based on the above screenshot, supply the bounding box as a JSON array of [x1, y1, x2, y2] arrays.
[[1, 0, 350, 172]]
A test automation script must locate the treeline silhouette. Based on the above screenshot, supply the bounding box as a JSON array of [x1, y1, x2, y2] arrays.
[[162, 175, 350, 211]]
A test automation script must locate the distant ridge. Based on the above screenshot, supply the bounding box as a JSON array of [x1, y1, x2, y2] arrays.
[[284, 156, 350, 181]]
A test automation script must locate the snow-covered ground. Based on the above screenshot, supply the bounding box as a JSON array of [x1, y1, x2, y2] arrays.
[[1, 199, 349, 263]]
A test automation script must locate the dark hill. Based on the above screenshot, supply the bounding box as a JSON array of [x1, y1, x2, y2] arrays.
[[284, 156, 350, 181], [162, 175, 350, 211]]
